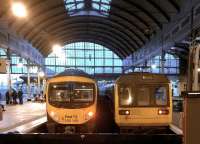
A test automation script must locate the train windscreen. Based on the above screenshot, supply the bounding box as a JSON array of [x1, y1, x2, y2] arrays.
[[118, 84, 168, 107], [48, 82, 95, 108]]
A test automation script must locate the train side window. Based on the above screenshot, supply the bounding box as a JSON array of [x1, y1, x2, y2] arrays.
[[155, 87, 167, 106], [119, 87, 133, 106], [137, 87, 150, 106]]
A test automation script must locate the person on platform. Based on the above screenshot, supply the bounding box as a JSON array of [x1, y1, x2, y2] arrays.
[[12, 89, 18, 104], [6, 90, 11, 104], [18, 89, 23, 104], [0, 93, 6, 111]]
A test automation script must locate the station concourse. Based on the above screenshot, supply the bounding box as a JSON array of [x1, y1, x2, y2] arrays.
[[0, 0, 200, 143]]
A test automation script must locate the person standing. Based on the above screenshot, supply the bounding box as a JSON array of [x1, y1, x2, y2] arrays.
[[6, 90, 10, 104], [12, 89, 18, 104], [18, 89, 23, 104], [0, 93, 6, 111]]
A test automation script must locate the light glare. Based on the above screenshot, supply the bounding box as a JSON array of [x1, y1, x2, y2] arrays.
[[12, 2, 27, 17], [151, 64, 157, 69], [38, 71, 45, 77], [88, 111, 94, 117], [125, 110, 130, 115], [52, 44, 64, 58], [52, 44, 62, 53], [50, 111, 55, 117]]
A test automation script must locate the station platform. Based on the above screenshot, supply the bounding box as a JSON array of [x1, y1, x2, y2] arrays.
[[0, 102, 46, 133], [170, 112, 183, 135]]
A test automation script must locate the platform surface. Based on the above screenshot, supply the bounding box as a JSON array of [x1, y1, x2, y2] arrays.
[[0, 102, 46, 133]]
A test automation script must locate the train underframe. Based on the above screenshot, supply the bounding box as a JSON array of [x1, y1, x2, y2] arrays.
[[119, 126, 171, 134]]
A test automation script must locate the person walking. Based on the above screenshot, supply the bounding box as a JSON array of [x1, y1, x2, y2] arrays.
[[0, 93, 6, 111], [18, 89, 23, 104]]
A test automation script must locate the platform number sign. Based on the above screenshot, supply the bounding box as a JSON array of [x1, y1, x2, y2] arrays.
[[0, 58, 7, 73]]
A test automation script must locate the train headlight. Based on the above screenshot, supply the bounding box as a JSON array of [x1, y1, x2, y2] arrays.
[[85, 111, 94, 120], [50, 111, 55, 117], [88, 111, 94, 117], [158, 109, 169, 115], [49, 111, 59, 121], [119, 110, 130, 115]]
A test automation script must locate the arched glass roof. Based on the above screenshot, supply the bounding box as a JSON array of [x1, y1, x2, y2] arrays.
[[64, 0, 112, 17], [45, 42, 122, 75]]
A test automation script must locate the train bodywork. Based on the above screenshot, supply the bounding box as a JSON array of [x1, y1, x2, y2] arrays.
[[114, 73, 172, 130], [46, 69, 97, 133]]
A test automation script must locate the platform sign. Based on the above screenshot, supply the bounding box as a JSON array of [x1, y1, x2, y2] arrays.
[[0, 58, 7, 73]]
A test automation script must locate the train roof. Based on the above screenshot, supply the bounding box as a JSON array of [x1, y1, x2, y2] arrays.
[[116, 72, 169, 84], [52, 69, 93, 79]]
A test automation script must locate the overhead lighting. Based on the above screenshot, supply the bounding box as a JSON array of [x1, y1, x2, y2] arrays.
[[38, 71, 45, 77], [52, 44, 62, 52], [52, 44, 65, 59], [151, 64, 157, 69], [11, 2, 27, 18], [52, 44, 63, 56], [198, 68, 200, 72]]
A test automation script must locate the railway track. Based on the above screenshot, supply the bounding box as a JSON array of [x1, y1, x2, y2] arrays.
[[0, 133, 182, 144]]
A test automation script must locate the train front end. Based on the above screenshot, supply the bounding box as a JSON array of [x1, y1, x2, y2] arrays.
[[46, 70, 97, 133], [114, 73, 172, 130]]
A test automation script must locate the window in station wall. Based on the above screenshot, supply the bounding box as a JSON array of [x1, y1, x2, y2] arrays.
[[125, 53, 180, 75], [0, 48, 38, 74], [45, 42, 122, 75]]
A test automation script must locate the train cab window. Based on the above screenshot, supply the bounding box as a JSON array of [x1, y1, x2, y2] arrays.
[[155, 87, 167, 106], [48, 82, 95, 108], [49, 83, 71, 102], [137, 87, 150, 106], [119, 86, 133, 106], [73, 83, 94, 102]]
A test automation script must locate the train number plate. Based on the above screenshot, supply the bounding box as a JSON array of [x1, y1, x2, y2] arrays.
[[65, 115, 78, 122]]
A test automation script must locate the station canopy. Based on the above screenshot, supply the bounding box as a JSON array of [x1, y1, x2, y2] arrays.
[[1, 0, 181, 59]]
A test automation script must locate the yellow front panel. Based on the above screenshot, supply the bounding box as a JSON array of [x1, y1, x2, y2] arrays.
[[114, 84, 172, 127], [115, 107, 172, 126], [46, 75, 97, 125], [47, 103, 96, 125]]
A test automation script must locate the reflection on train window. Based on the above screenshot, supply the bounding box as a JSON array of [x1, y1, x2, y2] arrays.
[[155, 87, 167, 106], [49, 84, 71, 102], [73, 83, 94, 102], [119, 86, 133, 106], [137, 87, 150, 106]]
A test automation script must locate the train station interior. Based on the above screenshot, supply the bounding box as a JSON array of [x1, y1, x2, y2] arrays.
[[0, 0, 199, 143]]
